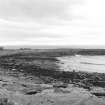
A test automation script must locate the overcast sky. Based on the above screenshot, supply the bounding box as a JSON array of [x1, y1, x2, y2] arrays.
[[0, 0, 105, 46]]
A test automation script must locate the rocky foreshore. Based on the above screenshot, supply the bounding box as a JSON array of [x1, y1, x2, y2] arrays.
[[0, 49, 104, 105]]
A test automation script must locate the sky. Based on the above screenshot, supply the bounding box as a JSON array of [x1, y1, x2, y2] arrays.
[[0, 0, 105, 46]]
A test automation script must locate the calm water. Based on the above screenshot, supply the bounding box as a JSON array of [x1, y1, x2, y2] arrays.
[[58, 55, 105, 73]]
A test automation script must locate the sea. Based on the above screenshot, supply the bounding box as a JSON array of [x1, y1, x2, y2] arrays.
[[58, 55, 105, 73]]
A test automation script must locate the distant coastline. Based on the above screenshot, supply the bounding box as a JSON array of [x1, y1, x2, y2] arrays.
[[3, 45, 105, 49]]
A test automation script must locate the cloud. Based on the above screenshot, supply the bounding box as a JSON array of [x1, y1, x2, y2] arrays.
[[0, 0, 71, 21], [2, 0, 105, 46], [0, 0, 83, 43]]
